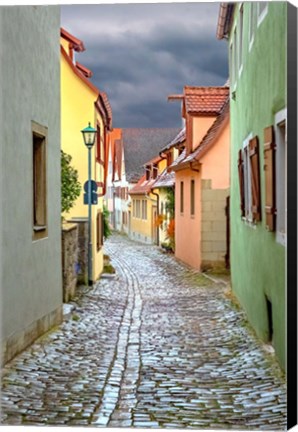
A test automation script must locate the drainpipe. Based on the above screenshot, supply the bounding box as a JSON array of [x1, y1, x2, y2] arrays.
[[149, 190, 160, 246]]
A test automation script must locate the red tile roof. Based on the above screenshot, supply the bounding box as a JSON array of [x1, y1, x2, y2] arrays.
[[129, 175, 156, 195], [185, 99, 230, 163], [170, 96, 229, 171], [184, 86, 229, 114]]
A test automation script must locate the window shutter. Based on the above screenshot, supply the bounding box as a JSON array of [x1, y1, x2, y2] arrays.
[[263, 125, 276, 231], [249, 136, 261, 221], [237, 149, 245, 217]]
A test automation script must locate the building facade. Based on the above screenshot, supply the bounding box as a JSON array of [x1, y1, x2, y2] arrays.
[[61, 28, 112, 283], [217, 2, 287, 369], [1, 6, 62, 364], [170, 86, 230, 271]]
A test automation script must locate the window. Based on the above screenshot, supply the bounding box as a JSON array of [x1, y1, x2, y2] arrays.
[[238, 4, 244, 74], [142, 200, 147, 220], [153, 164, 158, 179], [145, 167, 150, 181], [239, 133, 261, 223], [133, 199, 136, 217], [32, 121, 47, 240], [136, 199, 141, 218], [275, 109, 287, 245], [190, 179, 195, 216], [96, 211, 103, 251], [180, 181, 184, 214], [258, 1, 268, 26]]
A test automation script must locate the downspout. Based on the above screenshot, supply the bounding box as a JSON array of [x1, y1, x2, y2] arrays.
[[150, 190, 160, 246]]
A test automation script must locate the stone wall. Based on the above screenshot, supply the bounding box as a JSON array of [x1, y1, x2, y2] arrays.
[[62, 223, 79, 302], [201, 180, 229, 271], [76, 221, 88, 285]]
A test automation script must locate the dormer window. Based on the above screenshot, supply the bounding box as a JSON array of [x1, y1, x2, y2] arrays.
[[152, 164, 158, 179], [145, 166, 150, 181]]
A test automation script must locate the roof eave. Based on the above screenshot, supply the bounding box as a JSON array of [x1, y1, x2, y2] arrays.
[[216, 3, 235, 40]]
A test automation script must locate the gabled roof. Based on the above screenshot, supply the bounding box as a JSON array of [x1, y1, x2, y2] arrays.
[[168, 86, 229, 116], [61, 45, 99, 96], [152, 169, 175, 189], [183, 99, 230, 163], [216, 3, 235, 40], [60, 28, 85, 52], [160, 127, 186, 153], [122, 128, 180, 183], [170, 94, 230, 171], [129, 174, 156, 195]]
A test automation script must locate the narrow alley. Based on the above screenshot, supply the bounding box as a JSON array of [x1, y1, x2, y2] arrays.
[[1, 234, 286, 429]]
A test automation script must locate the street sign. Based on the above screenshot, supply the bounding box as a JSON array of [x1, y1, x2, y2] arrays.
[[83, 180, 98, 205]]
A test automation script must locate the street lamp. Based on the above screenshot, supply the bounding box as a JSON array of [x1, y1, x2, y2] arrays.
[[81, 122, 97, 286]]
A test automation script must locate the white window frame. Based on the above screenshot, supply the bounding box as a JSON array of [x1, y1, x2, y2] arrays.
[[257, 1, 268, 27], [248, 2, 255, 52], [233, 26, 238, 90], [275, 108, 287, 247], [242, 133, 253, 224], [229, 40, 234, 89], [238, 3, 244, 77]]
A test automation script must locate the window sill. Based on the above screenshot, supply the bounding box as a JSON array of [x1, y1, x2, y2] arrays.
[[34, 225, 47, 232]]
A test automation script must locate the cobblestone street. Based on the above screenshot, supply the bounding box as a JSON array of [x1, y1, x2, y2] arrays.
[[1, 234, 286, 429]]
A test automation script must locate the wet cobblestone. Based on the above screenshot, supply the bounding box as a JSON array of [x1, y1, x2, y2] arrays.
[[1, 234, 286, 429]]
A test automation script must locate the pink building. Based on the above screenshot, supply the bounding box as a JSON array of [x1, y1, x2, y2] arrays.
[[170, 86, 230, 271]]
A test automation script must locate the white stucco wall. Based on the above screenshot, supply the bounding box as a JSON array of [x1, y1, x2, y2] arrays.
[[0, 6, 62, 361]]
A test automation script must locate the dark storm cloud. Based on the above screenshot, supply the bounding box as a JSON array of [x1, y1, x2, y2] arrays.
[[61, 3, 228, 128]]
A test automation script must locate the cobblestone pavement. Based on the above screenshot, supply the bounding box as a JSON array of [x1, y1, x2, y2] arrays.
[[1, 234, 286, 429]]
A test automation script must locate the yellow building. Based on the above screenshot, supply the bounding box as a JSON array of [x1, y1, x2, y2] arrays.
[[61, 28, 112, 283], [152, 129, 185, 248], [129, 156, 167, 244]]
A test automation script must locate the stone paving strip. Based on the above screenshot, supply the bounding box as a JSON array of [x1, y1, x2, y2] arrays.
[[1, 233, 286, 429]]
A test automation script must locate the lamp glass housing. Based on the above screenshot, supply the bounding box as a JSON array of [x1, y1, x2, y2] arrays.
[[81, 122, 97, 148]]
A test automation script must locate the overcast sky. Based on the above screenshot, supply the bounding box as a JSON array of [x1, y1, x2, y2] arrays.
[[61, 2, 228, 128]]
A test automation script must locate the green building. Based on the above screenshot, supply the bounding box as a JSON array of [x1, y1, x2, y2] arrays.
[[217, 2, 287, 370]]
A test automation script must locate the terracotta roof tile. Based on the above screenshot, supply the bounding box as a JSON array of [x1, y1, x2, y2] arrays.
[[184, 86, 229, 114], [171, 96, 229, 170], [129, 175, 156, 195]]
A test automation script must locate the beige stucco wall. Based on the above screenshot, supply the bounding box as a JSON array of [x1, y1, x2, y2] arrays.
[[175, 170, 202, 269], [192, 116, 216, 150], [1, 6, 62, 364], [200, 118, 230, 189]]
